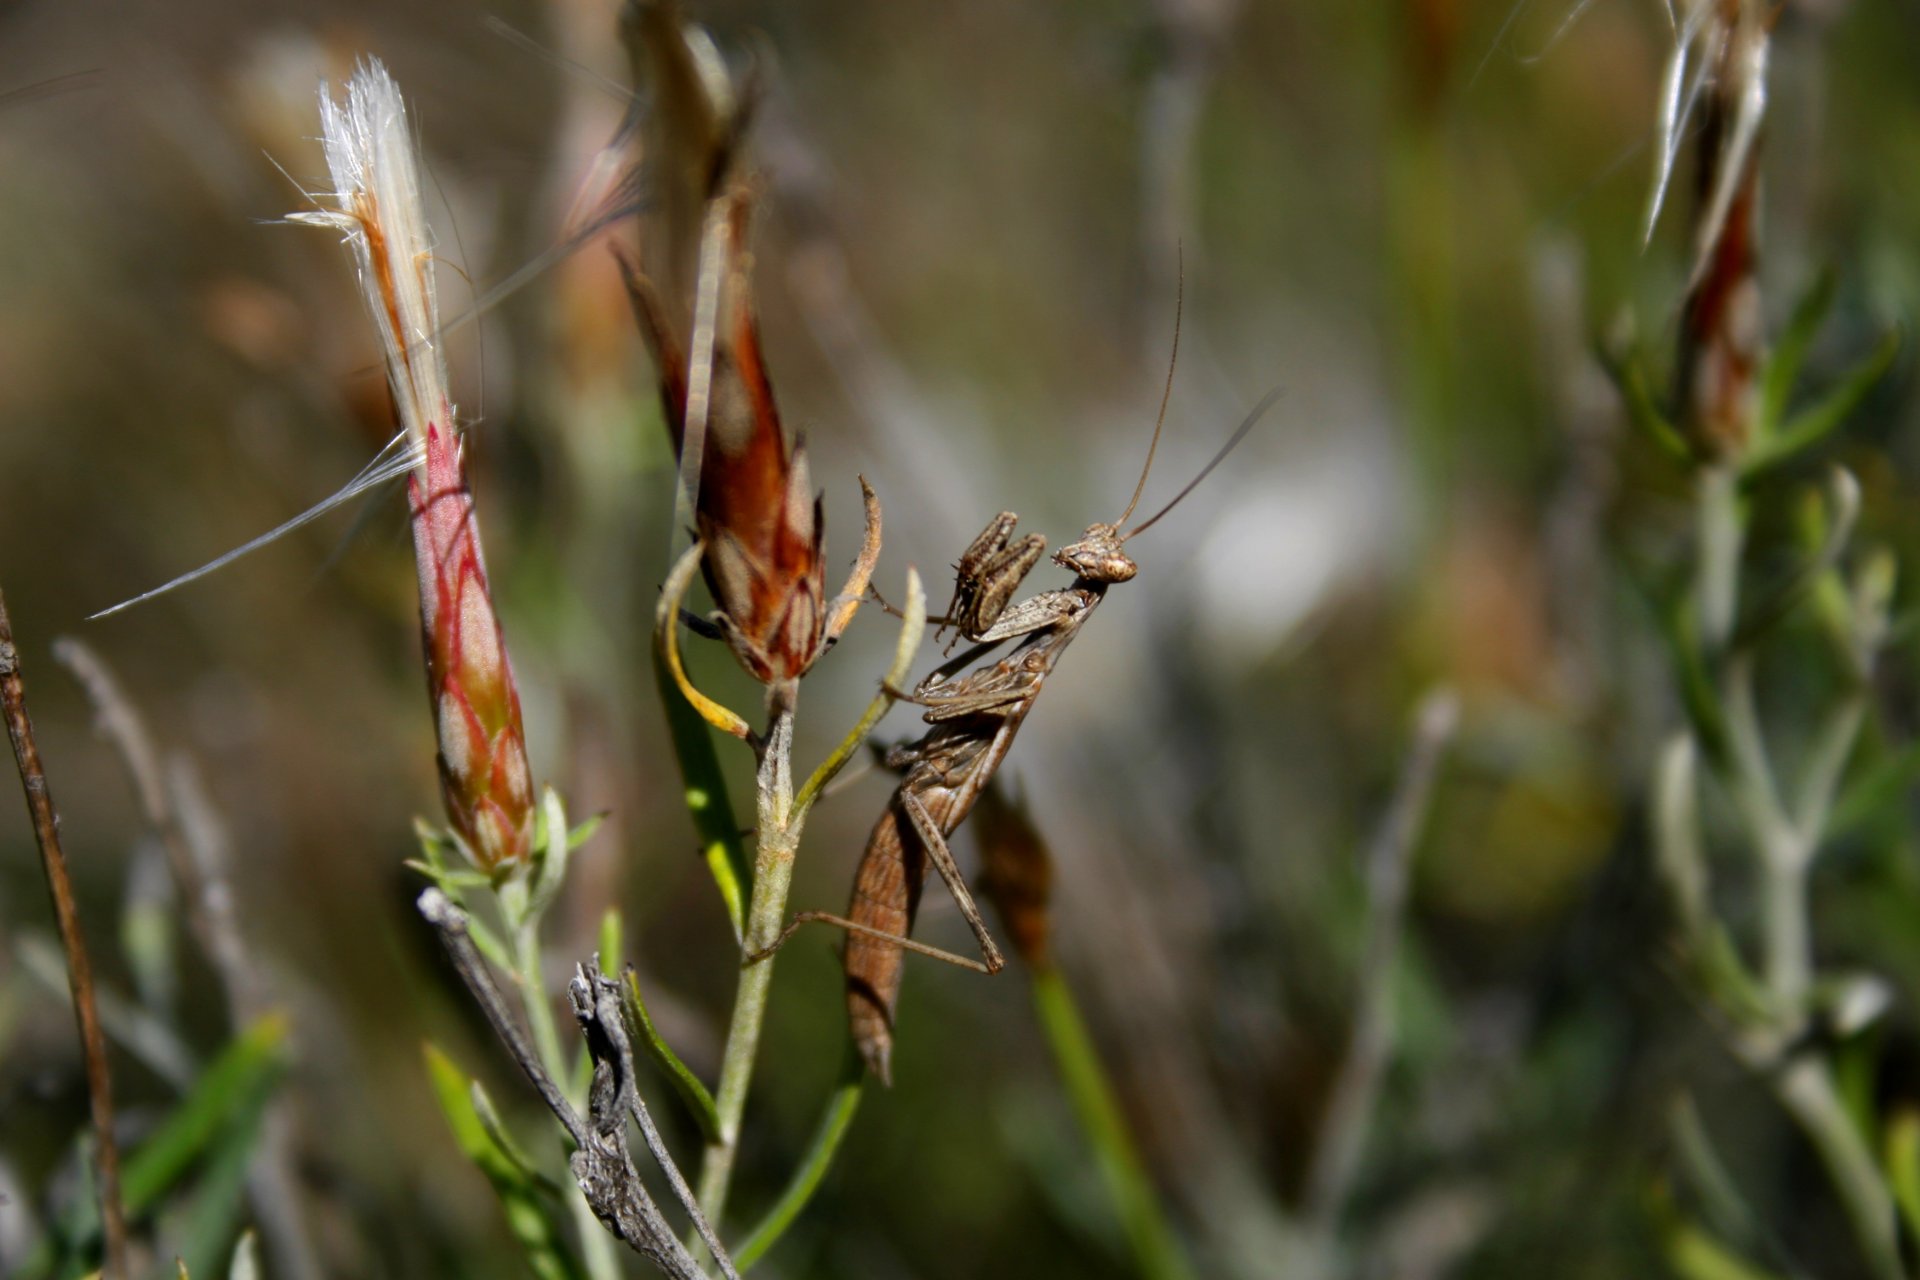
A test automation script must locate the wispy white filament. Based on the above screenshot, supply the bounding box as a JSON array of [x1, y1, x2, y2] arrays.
[[289, 58, 451, 457], [89, 433, 419, 620], [91, 60, 445, 621], [1643, 0, 1769, 284]]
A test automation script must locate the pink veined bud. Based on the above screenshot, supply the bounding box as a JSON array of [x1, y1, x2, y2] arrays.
[[409, 418, 534, 870], [293, 60, 534, 869]]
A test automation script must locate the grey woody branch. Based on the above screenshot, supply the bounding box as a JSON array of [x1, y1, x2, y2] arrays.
[[417, 889, 735, 1280]]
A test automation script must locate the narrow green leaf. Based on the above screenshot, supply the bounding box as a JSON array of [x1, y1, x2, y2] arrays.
[[652, 642, 750, 941], [1661, 1220, 1787, 1280], [1664, 602, 1732, 769], [733, 1058, 864, 1270], [1696, 925, 1770, 1028], [1745, 329, 1899, 478], [1599, 341, 1692, 464], [1757, 267, 1837, 438], [1031, 969, 1196, 1280], [527, 788, 573, 918], [171, 1093, 265, 1280], [401, 861, 493, 892], [423, 1043, 587, 1280], [464, 914, 516, 977], [124, 1016, 288, 1213], [620, 970, 721, 1143], [25, 1016, 288, 1280], [471, 1080, 567, 1198], [1623, 545, 1728, 763], [569, 813, 607, 851], [1885, 1110, 1920, 1245], [425, 1042, 535, 1184], [1731, 468, 1859, 649]]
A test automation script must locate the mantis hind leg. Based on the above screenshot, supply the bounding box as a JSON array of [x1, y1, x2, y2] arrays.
[[743, 912, 998, 973]]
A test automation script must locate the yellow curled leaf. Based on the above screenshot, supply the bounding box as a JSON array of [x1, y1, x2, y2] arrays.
[[657, 540, 751, 740]]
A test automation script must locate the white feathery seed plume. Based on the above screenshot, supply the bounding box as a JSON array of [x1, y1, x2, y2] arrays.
[[289, 58, 449, 464], [91, 60, 449, 621], [1644, 0, 1769, 281]]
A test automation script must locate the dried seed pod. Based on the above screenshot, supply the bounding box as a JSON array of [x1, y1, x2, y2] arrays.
[[620, 193, 832, 688], [675, 201, 827, 687], [617, 6, 879, 699], [294, 62, 534, 869]]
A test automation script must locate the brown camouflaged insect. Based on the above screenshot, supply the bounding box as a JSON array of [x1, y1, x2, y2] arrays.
[[754, 315, 1278, 1081]]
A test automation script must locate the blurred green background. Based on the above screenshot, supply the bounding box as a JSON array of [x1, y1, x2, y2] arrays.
[[7, 0, 1920, 1276]]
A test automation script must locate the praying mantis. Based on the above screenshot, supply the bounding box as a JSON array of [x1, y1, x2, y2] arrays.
[[754, 333, 1279, 1082]]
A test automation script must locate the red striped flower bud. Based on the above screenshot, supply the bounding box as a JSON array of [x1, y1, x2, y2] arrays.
[[294, 61, 534, 869], [409, 419, 535, 870]]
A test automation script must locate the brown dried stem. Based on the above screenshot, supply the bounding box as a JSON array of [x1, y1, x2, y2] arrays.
[[0, 588, 127, 1279]]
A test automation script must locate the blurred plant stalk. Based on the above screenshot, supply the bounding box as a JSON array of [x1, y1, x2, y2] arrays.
[[976, 782, 1197, 1280], [1631, 5, 1906, 1275], [1300, 690, 1458, 1272]]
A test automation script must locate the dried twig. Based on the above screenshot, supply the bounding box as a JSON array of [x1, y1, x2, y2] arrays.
[[417, 889, 722, 1280], [569, 965, 740, 1280], [0, 588, 127, 1279]]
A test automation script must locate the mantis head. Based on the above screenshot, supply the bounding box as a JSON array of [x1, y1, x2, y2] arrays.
[[1054, 523, 1138, 583]]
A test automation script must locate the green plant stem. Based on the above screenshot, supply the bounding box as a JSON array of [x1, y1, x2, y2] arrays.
[[1032, 967, 1195, 1280], [515, 926, 568, 1098], [1774, 1056, 1903, 1280], [1700, 513, 1897, 1276], [686, 571, 924, 1263], [1698, 463, 1744, 651], [694, 708, 797, 1253], [1720, 656, 1811, 1009]]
